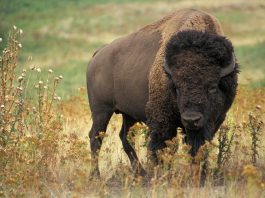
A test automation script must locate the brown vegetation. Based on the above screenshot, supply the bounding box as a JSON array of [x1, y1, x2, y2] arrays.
[[0, 26, 264, 198]]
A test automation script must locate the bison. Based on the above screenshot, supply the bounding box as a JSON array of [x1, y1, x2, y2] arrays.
[[86, 9, 238, 176]]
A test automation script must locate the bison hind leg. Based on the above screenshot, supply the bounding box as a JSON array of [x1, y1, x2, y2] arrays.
[[119, 114, 146, 177], [89, 109, 113, 177]]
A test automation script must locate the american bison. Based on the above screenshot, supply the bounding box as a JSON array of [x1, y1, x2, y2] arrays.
[[86, 9, 238, 176]]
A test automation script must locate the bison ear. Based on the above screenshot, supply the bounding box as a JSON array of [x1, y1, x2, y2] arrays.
[[164, 57, 173, 76], [220, 53, 236, 77]]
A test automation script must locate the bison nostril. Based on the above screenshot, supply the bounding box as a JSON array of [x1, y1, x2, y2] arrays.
[[181, 112, 204, 129]]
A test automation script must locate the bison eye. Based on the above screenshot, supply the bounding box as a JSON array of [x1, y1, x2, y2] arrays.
[[208, 84, 217, 94]]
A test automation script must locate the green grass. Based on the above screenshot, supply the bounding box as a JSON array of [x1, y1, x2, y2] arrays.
[[15, 60, 88, 100], [214, 10, 251, 24], [235, 42, 265, 87], [236, 42, 265, 70], [1, 0, 264, 98], [52, 60, 87, 98]]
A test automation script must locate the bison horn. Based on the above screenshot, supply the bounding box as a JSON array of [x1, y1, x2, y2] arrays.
[[220, 53, 236, 77], [164, 57, 172, 76]]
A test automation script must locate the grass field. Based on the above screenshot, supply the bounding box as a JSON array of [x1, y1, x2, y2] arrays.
[[1, 0, 265, 97], [0, 0, 265, 197]]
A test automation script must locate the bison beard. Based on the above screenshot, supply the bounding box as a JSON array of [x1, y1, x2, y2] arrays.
[[185, 131, 205, 157], [185, 127, 212, 157]]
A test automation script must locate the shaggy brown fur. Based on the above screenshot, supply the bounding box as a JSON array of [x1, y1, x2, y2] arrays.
[[147, 30, 238, 157], [145, 9, 233, 156], [86, 9, 238, 176], [146, 10, 223, 123]]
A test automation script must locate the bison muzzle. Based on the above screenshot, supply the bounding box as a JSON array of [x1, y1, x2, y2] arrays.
[[86, 9, 238, 176]]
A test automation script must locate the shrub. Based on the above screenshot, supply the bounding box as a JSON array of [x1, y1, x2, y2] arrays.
[[0, 27, 64, 197]]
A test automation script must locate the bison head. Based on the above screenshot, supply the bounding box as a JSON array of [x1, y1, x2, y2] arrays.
[[164, 30, 238, 156]]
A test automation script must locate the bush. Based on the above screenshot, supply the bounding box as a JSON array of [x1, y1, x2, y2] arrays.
[[0, 27, 64, 197]]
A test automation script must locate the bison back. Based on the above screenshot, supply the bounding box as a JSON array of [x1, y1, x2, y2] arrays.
[[86, 29, 162, 121]]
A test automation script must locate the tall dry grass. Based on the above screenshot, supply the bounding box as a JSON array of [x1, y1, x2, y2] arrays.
[[0, 28, 265, 197]]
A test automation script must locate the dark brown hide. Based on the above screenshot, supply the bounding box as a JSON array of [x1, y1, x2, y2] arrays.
[[86, 9, 238, 176], [87, 30, 161, 121], [87, 27, 161, 175]]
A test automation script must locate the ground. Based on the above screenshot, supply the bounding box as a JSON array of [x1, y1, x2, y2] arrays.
[[0, 0, 264, 197]]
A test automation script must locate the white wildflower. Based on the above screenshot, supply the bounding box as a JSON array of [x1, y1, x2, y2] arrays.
[[18, 76, 23, 82], [16, 87, 23, 91], [5, 95, 9, 102]]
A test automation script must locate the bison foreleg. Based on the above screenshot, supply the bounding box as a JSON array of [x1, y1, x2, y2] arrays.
[[148, 131, 167, 166], [148, 124, 177, 167]]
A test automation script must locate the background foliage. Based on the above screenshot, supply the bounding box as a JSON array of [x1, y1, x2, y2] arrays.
[[0, 0, 264, 197], [0, 0, 265, 98]]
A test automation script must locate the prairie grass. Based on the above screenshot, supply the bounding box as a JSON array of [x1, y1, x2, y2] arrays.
[[0, 28, 264, 197], [0, 0, 265, 197]]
